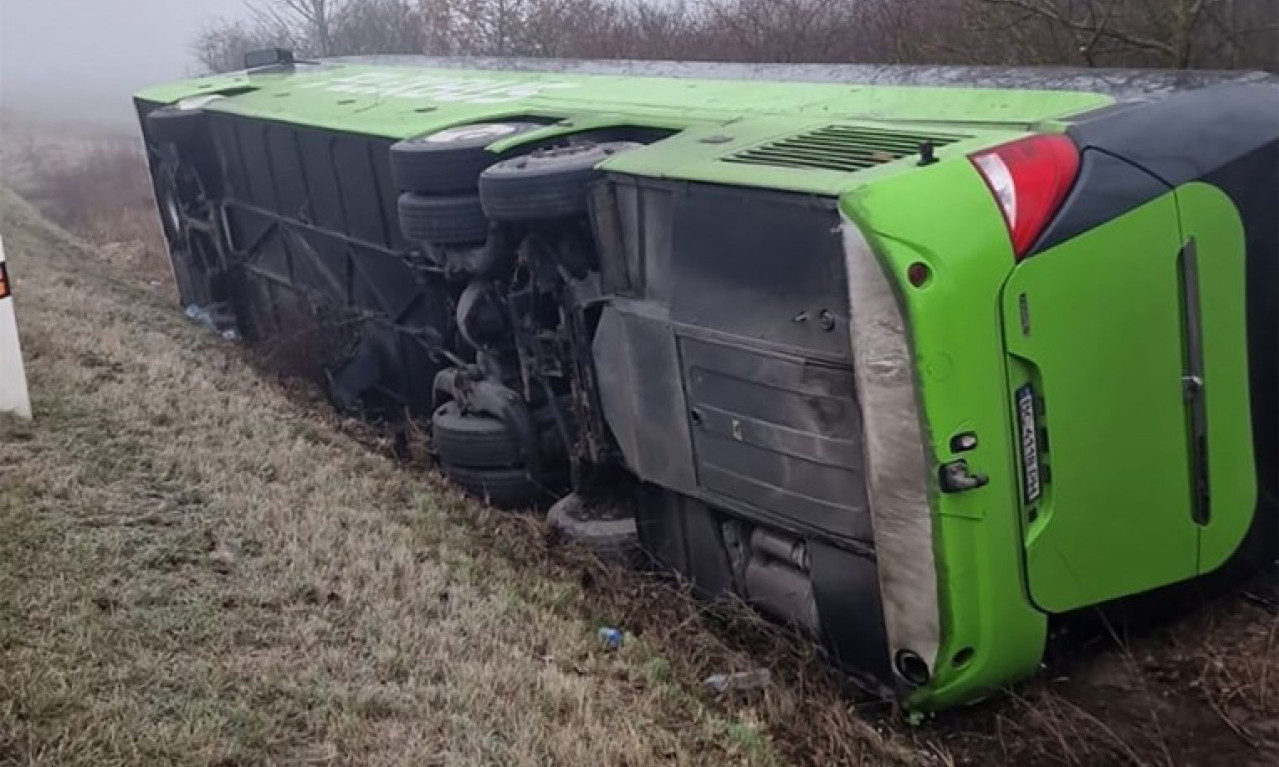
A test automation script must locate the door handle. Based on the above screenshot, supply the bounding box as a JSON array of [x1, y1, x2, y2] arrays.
[[939, 460, 989, 494]]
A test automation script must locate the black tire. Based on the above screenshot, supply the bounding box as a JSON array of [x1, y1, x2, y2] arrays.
[[433, 401, 571, 467], [390, 122, 544, 194], [397, 193, 489, 245], [479, 142, 641, 223], [146, 103, 213, 146], [432, 402, 522, 468], [441, 464, 545, 509]]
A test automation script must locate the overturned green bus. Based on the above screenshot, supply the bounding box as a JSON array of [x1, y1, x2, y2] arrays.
[[136, 53, 1278, 711]]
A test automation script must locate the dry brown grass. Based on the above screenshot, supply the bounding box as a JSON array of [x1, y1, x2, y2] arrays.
[[934, 595, 1279, 767]]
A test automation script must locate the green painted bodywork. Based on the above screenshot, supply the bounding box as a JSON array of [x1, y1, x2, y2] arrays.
[[1001, 185, 1255, 613], [843, 164, 1257, 706], [136, 63, 1110, 195], [1004, 195, 1200, 612], [841, 160, 1048, 709]]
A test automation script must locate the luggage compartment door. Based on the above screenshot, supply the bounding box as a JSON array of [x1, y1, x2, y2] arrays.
[[1002, 192, 1200, 613], [1172, 182, 1258, 575]]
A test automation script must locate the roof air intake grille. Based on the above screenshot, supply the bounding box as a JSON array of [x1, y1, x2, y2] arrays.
[[724, 125, 968, 172]]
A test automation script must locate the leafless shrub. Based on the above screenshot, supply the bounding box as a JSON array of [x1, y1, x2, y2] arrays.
[[192, 18, 295, 74]]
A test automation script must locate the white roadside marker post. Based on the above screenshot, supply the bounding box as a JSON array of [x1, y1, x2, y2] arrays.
[[0, 236, 32, 419]]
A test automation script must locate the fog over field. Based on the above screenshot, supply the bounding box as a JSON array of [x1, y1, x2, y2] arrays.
[[1, 0, 247, 129]]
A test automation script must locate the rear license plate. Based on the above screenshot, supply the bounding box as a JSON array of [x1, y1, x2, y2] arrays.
[[1016, 384, 1042, 504]]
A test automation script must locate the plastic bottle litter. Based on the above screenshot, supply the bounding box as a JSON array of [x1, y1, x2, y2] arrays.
[[598, 626, 625, 650], [703, 668, 772, 693]]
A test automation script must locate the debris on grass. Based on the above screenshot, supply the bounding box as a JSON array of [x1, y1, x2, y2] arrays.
[[598, 626, 626, 650], [705, 669, 773, 694]]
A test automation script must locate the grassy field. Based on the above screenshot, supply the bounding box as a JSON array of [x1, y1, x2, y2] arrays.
[[0, 137, 1275, 767]]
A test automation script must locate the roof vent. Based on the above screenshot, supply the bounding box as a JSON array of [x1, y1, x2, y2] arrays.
[[723, 125, 968, 173]]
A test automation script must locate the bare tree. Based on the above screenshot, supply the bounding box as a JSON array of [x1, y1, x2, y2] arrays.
[[250, 0, 351, 56], [967, 0, 1277, 68], [330, 0, 427, 55], [416, 0, 589, 57], [417, 0, 518, 55], [190, 0, 1278, 74], [700, 0, 854, 62], [615, 0, 704, 60]]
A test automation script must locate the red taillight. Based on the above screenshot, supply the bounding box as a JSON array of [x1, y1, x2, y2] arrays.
[[969, 134, 1080, 261]]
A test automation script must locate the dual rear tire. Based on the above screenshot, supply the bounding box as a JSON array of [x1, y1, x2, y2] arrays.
[[391, 123, 641, 245], [391, 122, 544, 248], [432, 401, 561, 509], [391, 122, 544, 195], [397, 194, 488, 245]]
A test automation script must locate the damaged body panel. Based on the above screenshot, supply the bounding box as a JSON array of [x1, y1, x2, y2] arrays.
[[136, 56, 1279, 712]]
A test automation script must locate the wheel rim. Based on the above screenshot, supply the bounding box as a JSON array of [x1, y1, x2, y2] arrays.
[[422, 123, 524, 145], [162, 188, 182, 233]]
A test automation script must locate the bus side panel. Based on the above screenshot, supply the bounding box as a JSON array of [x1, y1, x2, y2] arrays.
[[206, 113, 449, 415]]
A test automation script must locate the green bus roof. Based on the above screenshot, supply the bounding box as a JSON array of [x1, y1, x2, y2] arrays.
[[137, 61, 1116, 195], [138, 61, 1114, 135]]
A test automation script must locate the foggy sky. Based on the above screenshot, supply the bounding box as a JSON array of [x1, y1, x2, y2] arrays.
[[1, 0, 250, 129]]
